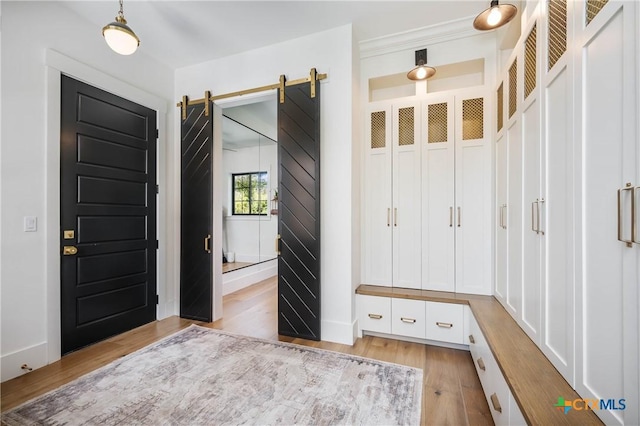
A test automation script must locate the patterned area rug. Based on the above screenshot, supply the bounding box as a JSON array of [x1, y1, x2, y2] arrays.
[[2, 325, 422, 425]]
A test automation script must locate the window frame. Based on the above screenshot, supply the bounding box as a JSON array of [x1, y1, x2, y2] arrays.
[[231, 171, 269, 216]]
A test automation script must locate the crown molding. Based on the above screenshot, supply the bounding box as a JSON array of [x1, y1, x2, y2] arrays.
[[359, 15, 479, 59]]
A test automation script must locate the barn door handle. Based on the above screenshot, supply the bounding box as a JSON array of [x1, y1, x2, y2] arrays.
[[618, 184, 634, 247], [275, 234, 281, 255], [204, 235, 212, 253]]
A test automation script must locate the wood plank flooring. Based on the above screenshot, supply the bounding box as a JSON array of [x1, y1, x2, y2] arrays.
[[1, 277, 492, 425]]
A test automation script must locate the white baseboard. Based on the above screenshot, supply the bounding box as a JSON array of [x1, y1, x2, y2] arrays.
[[321, 319, 357, 345], [222, 260, 277, 296], [1, 342, 48, 382]]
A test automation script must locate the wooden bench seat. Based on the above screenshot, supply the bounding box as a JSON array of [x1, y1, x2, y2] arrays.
[[356, 284, 602, 425]]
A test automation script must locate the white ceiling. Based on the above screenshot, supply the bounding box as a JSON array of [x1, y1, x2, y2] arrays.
[[62, 1, 485, 70]]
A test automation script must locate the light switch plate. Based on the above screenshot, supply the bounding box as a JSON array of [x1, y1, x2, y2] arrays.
[[24, 216, 37, 232]]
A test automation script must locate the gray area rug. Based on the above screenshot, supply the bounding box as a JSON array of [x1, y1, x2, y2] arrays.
[[2, 325, 422, 425]]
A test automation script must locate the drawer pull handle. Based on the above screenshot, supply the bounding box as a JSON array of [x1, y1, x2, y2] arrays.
[[368, 313, 383, 320], [400, 317, 416, 324], [436, 322, 453, 328], [477, 358, 486, 371], [469, 334, 475, 344], [490, 393, 502, 413]]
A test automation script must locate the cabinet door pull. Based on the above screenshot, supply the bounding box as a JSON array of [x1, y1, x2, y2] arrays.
[[477, 357, 486, 371], [394, 208, 398, 227], [204, 234, 212, 253], [368, 313, 383, 320], [387, 208, 391, 227], [400, 317, 416, 324], [502, 204, 507, 229], [450, 207, 453, 227], [457, 207, 461, 227], [618, 184, 634, 247], [531, 200, 539, 234], [634, 187, 639, 244], [538, 198, 545, 235], [490, 393, 502, 413], [469, 334, 476, 344], [436, 322, 453, 328], [499, 205, 503, 229]]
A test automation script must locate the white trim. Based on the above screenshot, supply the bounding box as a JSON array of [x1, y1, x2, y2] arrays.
[[359, 16, 478, 59], [44, 49, 170, 364]]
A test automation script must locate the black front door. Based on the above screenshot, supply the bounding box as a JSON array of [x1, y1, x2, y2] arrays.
[[60, 75, 157, 354], [180, 101, 213, 322], [277, 79, 321, 340]]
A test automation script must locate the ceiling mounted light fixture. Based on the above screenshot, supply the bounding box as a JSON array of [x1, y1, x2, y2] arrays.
[[102, 0, 140, 55], [473, 0, 518, 31], [407, 49, 436, 81]]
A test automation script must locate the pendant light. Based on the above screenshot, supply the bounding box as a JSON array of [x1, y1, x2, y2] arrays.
[[473, 0, 518, 31], [102, 0, 140, 55], [407, 49, 436, 81]]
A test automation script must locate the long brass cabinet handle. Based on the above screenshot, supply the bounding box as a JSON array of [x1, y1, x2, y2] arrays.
[[450, 207, 453, 227], [387, 208, 391, 227], [531, 200, 538, 233], [538, 198, 545, 235], [394, 208, 398, 227], [204, 235, 212, 253], [618, 184, 634, 247], [436, 322, 453, 328], [368, 313, 383, 320], [490, 393, 502, 413], [499, 205, 503, 229], [457, 207, 461, 227], [634, 187, 639, 244], [400, 317, 416, 324], [502, 204, 507, 229]]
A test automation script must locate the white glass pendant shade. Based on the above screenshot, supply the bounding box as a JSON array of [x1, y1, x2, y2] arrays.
[[473, 0, 517, 31]]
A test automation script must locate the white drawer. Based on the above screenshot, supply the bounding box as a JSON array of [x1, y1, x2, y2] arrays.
[[391, 298, 426, 339], [425, 301, 464, 344], [358, 295, 391, 334], [485, 353, 511, 425]]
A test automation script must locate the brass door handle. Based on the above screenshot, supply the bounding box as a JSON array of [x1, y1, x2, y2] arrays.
[[436, 322, 453, 328], [204, 235, 212, 253], [400, 317, 416, 324], [63, 246, 78, 255], [368, 313, 383, 320], [457, 207, 461, 227]]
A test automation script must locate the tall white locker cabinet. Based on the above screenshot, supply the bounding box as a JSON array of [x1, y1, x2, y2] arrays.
[[363, 102, 421, 289], [576, 1, 639, 424]]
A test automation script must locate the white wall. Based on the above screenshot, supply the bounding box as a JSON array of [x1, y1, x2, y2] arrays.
[[176, 24, 358, 344], [0, 1, 174, 381]]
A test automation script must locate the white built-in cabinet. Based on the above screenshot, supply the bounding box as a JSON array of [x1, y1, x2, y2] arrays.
[[364, 91, 492, 295], [363, 102, 421, 289], [494, 1, 639, 424]]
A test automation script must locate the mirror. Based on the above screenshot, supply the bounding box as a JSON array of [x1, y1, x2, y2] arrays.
[[221, 107, 277, 275]]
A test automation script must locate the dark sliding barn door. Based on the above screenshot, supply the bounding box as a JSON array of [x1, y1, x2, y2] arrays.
[[277, 80, 321, 340], [60, 75, 157, 354], [180, 101, 213, 321]]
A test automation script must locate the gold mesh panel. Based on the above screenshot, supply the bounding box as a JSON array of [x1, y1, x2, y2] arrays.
[[428, 103, 448, 143], [497, 83, 504, 132], [548, 0, 567, 70], [509, 59, 518, 118], [462, 98, 484, 140], [586, 0, 608, 25], [370, 111, 386, 149], [525, 25, 537, 99], [398, 107, 415, 146]]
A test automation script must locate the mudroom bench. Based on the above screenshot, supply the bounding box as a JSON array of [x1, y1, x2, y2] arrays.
[[355, 285, 602, 425]]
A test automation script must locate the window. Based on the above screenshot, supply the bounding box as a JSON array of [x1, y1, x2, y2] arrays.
[[232, 172, 268, 215]]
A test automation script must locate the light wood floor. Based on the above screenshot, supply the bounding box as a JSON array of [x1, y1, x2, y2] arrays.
[[1, 277, 493, 425]]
